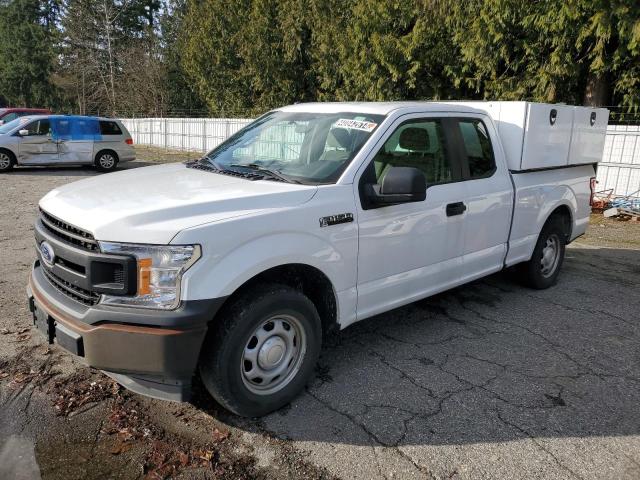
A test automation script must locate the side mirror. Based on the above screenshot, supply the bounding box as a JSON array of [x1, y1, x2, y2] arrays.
[[365, 167, 426, 207], [18, 129, 29, 136]]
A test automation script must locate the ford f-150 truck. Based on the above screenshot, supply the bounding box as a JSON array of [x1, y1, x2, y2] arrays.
[[27, 101, 608, 416]]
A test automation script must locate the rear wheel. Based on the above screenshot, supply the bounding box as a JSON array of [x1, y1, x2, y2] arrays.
[[517, 216, 566, 289], [95, 150, 118, 172], [0, 150, 15, 172], [199, 284, 322, 417]]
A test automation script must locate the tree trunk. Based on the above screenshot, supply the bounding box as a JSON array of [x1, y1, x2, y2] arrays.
[[583, 72, 610, 107]]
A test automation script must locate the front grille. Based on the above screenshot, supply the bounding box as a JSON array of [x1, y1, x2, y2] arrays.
[[39, 209, 98, 252], [42, 267, 101, 306]]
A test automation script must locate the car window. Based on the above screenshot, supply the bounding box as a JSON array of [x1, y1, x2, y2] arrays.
[[457, 119, 495, 178], [73, 118, 100, 140], [371, 119, 452, 185], [0, 118, 25, 134], [24, 119, 51, 136], [2, 113, 18, 122], [100, 121, 122, 135]]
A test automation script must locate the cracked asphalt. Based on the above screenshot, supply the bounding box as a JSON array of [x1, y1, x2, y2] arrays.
[[1, 153, 639, 479]]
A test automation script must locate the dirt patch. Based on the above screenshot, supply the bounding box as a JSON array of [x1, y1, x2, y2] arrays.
[[134, 145, 201, 164], [578, 214, 640, 249]]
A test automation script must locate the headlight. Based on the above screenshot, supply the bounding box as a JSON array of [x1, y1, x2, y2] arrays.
[[99, 242, 201, 310]]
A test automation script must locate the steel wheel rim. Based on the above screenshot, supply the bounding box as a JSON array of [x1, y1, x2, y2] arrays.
[[241, 314, 307, 396], [0, 152, 10, 169], [99, 154, 115, 169], [540, 234, 561, 278]]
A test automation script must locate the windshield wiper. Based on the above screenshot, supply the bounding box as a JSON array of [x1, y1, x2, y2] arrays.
[[198, 156, 226, 171], [229, 163, 301, 184]]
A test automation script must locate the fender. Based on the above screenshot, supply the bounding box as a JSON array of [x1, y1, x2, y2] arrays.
[[506, 169, 588, 266], [179, 230, 354, 302]]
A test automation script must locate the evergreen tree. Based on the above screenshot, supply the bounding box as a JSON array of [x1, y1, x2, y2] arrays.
[[0, 0, 59, 107], [453, 0, 640, 108]]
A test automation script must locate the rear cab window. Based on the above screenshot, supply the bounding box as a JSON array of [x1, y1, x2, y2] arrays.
[[456, 118, 496, 179]]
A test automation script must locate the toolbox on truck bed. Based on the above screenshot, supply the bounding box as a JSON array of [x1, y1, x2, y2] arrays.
[[448, 101, 609, 171]]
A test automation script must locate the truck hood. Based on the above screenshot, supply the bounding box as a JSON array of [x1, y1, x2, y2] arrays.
[[39, 163, 318, 244]]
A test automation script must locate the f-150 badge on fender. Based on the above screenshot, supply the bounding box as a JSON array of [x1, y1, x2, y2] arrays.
[[319, 213, 354, 227]]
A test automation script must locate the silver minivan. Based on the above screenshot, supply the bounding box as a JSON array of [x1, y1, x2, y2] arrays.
[[0, 115, 135, 172]]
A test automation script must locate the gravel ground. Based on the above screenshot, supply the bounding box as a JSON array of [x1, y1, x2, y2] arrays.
[[1, 151, 639, 479]]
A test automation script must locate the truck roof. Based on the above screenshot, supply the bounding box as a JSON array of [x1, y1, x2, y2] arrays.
[[277, 101, 499, 115]]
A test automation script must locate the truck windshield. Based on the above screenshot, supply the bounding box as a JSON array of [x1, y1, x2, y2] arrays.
[[199, 111, 385, 184]]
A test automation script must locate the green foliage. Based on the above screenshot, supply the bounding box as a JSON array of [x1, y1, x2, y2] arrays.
[[0, 0, 59, 107], [1, 0, 639, 114], [328, 0, 467, 101], [454, 0, 640, 108], [180, 0, 315, 115]]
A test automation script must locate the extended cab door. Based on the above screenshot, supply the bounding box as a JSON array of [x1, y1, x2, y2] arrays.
[[452, 116, 513, 282], [17, 118, 58, 164], [354, 114, 467, 321]]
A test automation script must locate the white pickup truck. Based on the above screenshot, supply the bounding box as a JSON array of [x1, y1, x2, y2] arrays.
[[27, 101, 608, 416]]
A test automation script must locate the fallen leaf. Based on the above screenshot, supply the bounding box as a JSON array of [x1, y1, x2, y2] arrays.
[[211, 428, 230, 443], [179, 452, 189, 467], [196, 450, 213, 462], [111, 440, 133, 455]]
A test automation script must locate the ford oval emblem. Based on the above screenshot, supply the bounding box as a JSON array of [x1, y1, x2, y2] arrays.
[[40, 241, 55, 267]]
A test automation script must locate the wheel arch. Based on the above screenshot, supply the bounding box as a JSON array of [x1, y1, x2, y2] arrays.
[[213, 263, 339, 339], [545, 204, 573, 243], [0, 147, 17, 163], [95, 148, 119, 164]]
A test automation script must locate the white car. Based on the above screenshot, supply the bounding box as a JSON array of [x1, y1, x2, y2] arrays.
[[0, 115, 135, 172], [27, 101, 608, 416]]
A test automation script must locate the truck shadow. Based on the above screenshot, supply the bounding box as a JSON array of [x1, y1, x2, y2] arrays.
[[196, 246, 640, 449]]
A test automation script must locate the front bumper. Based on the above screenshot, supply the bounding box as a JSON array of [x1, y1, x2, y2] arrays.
[[27, 260, 225, 401]]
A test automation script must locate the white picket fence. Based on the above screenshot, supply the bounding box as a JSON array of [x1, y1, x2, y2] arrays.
[[597, 125, 640, 197], [121, 117, 254, 152], [121, 117, 640, 197]]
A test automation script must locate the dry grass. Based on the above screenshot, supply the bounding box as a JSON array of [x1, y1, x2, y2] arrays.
[[578, 214, 640, 249], [134, 145, 202, 164]]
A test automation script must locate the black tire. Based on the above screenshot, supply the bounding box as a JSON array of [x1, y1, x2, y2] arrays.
[[95, 150, 119, 172], [517, 215, 566, 289], [0, 149, 16, 172], [199, 283, 322, 417]]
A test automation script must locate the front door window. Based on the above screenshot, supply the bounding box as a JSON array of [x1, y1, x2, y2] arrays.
[[24, 119, 52, 137], [371, 119, 453, 186]]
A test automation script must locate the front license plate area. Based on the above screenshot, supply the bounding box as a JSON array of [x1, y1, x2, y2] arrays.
[[33, 302, 55, 343]]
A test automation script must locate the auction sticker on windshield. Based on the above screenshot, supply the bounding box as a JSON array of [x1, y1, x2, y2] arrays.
[[334, 119, 378, 132]]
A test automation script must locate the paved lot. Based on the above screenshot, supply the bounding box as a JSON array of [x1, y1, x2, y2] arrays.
[[1, 155, 639, 479]]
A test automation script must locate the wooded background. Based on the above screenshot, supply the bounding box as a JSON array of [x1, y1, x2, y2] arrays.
[[0, 0, 638, 118]]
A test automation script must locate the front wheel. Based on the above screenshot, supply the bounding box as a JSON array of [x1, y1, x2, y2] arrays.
[[517, 216, 566, 289], [95, 151, 118, 172], [0, 150, 15, 172], [199, 284, 322, 417]]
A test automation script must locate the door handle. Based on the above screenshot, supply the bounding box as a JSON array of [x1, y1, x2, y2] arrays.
[[446, 202, 467, 217]]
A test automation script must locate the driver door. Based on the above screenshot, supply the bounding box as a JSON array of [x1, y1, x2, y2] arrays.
[[18, 119, 59, 164], [355, 114, 467, 321]]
